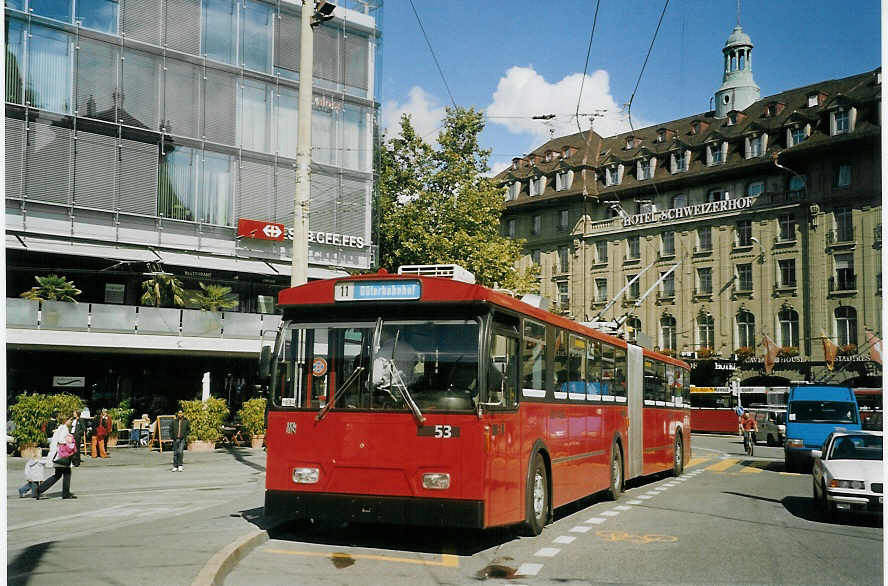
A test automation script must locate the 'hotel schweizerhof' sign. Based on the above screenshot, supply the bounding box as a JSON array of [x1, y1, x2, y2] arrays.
[[622, 196, 756, 227]]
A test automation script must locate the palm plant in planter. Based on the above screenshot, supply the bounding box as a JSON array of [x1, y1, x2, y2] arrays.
[[180, 397, 229, 451], [20, 274, 81, 302], [189, 282, 239, 312], [238, 398, 267, 448]]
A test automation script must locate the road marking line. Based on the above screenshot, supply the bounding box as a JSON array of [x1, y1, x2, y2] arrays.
[[8, 504, 132, 531], [740, 467, 762, 474], [553, 535, 576, 544], [627, 500, 643, 505], [638, 495, 653, 500], [517, 563, 543, 576], [264, 549, 459, 567], [600, 510, 620, 517], [686, 457, 709, 467], [534, 547, 560, 557], [706, 458, 738, 472], [615, 505, 632, 511], [570, 525, 593, 533], [584, 517, 607, 524], [664, 482, 680, 486]]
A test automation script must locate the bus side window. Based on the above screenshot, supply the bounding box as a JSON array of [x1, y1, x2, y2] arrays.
[[488, 333, 518, 408]]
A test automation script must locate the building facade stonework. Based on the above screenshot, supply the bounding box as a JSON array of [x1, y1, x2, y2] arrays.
[[497, 26, 881, 384]]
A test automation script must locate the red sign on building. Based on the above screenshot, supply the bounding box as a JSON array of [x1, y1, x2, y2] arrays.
[[237, 219, 286, 242]]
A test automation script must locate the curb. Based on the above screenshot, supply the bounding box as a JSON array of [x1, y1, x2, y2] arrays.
[[192, 528, 269, 586]]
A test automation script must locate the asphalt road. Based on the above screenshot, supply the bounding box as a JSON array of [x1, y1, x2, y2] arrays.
[[225, 434, 883, 585]]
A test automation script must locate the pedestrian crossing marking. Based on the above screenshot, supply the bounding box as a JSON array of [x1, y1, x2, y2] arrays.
[[740, 466, 762, 474], [706, 458, 738, 472], [686, 457, 709, 468]]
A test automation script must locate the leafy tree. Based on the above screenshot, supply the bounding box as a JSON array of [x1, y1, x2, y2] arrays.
[[378, 107, 537, 292], [20, 274, 82, 302], [189, 282, 239, 311], [140, 269, 186, 307]]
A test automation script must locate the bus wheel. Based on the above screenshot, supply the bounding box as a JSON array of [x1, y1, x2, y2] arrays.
[[673, 435, 684, 477], [606, 444, 623, 500], [522, 452, 549, 536]]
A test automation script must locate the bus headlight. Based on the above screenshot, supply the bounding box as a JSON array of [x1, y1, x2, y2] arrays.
[[786, 438, 804, 449], [292, 467, 320, 484], [422, 473, 450, 490]]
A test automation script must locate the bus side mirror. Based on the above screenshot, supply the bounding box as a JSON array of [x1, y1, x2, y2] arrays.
[[259, 345, 272, 379]]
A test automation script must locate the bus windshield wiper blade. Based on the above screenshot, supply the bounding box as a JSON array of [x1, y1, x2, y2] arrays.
[[388, 363, 426, 426], [316, 366, 364, 422]]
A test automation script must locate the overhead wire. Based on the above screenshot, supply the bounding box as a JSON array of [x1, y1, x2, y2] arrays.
[[408, 0, 457, 108]]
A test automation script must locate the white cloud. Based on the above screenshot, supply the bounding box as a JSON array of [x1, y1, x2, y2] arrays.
[[381, 86, 447, 142], [486, 66, 648, 142]]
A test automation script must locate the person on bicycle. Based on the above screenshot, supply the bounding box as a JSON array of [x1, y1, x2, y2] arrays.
[[739, 410, 758, 452]]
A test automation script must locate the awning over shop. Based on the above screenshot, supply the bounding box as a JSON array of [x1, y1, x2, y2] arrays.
[[8, 234, 160, 262]]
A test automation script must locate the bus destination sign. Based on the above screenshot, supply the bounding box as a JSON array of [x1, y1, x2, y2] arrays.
[[334, 280, 421, 302]]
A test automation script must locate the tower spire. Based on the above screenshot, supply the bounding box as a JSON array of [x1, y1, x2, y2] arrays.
[[737, 0, 741, 26]]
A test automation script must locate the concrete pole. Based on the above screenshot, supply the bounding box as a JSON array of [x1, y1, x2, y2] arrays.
[[291, 1, 315, 286]]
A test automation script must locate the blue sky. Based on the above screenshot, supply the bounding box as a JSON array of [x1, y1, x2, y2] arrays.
[[376, 0, 881, 174]]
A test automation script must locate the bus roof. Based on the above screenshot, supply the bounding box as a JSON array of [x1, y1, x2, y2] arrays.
[[278, 271, 690, 370]]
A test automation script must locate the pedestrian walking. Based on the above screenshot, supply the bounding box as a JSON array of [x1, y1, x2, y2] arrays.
[[69, 408, 85, 466], [168, 410, 190, 472], [93, 408, 112, 458], [18, 458, 49, 498], [35, 413, 78, 499]]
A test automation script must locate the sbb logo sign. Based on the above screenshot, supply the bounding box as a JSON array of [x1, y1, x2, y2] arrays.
[[237, 219, 286, 242]]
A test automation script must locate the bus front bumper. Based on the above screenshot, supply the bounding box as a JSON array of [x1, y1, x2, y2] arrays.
[[265, 490, 485, 528]]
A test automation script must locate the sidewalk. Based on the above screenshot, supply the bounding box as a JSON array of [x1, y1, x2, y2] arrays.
[[7, 445, 269, 586]]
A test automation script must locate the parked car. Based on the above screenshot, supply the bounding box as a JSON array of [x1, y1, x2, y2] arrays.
[[812, 430, 883, 517], [751, 408, 785, 446], [784, 385, 860, 472]]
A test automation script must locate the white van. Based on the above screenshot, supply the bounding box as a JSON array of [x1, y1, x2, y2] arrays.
[[751, 408, 786, 446]]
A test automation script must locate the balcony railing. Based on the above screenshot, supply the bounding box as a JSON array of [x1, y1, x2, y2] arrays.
[[829, 275, 857, 292], [693, 287, 713, 297], [827, 228, 855, 245], [7, 299, 280, 341]]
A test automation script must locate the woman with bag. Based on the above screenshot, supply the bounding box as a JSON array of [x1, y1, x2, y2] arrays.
[[35, 413, 77, 500], [92, 408, 111, 458]]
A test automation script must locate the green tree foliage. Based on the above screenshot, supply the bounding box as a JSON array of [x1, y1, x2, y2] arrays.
[[10, 393, 83, 446], [378, 107, 538, 293], [237, 398, 267, 436], [180, 397, 229, 442], [140, 269, 186, 307], [188, 282, 239, 311], [20, 274, 82, 302]]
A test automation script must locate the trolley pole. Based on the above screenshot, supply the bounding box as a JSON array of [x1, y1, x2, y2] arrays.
[[291, 1, 316, 287]]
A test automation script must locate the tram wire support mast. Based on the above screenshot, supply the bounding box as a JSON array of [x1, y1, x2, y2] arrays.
[[292, 1, 336, 287]]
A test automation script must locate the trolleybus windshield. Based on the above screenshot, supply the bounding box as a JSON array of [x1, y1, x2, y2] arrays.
[[271, 319, 481, 413]]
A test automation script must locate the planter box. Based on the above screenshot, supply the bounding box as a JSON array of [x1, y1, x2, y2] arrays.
[[251, 435, 265, 449], [19, 444, 42, 460], [187, 440, 216, 452]]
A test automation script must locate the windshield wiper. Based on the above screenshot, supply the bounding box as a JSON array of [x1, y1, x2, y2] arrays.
[[388, 329, 425, 425], [316, 366, 364, 422]]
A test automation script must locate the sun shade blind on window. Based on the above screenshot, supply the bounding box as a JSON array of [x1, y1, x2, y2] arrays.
[[274, 164, 297, 229], [121, 48, 161, 131], [274, 10, 301, 75], [203, 69, 237, 145], [76, 38, 118, 123], [118, 138, 158, 216], [238, 157, 274, 222], [26, 123, 72, 205], [121, 0, 162, 45], [163, 60, 200, 138], [74, 132, 118, 210], [164, 0, 201, 56], [6, 117, 25, 199]]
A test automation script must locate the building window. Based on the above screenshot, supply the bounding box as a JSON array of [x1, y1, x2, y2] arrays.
[[558, 246, 569, 273], [708, 188, 729, 202], [835, 306, 857, 347], [746, 134, 763, 158], [835, 163, 852, 188], [832, 109, 850, 135], [595, 241, 608, 264], [240, 78, 273, 152], [736, 220, 753, 247], [557, 282, 569, 309], [531, 214, 542, 235], [531, 249, 541, 265], [158, 147, 234, 226], [671, 150, 688, 173], [737, 311, 756, 348], [671, 194, 687, 208], [778, 259, 797, 287], [77, 0, 119, 34], [558, 209, 570, 232], [747, 181, 765, 197], [626, 275, 640, 300], [788, 125, 807, 146], [660, 271, 675, 298], [807, 93, 819, 107], [595, 279, 608, 302], [788, 174, 806, 196], [696, 267, 713, 295], [697, 226, 712, 252], [529, 176, 546, 196], [697, 314, 715, 349], [625, 317, 642, 339], [605, 165, 621, 186], [833, 253, 856, 291], [779, 308, 800, 348], [736, 263, 753, 292], [203, 0, 273, 72], [506, 219, 516, 238], [25, 24, 73, 114], [834, 207, 854, 242], [638, 158, 654, 180], [661, 231, 675, 256], [507, 181, 520, 200], [660, 316, 677, 351], [627, 235, 640, 259], [707, 142, 724, 165], [778, 215, 796, 241], [555, 170, 574, 191]]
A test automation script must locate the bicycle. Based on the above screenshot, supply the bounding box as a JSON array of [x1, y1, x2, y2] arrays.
[[743, 429, 756, 456]]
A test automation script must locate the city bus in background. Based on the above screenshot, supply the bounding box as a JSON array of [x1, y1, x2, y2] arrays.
[[262, 265, 691, 534], [689, 385, 788, 434]]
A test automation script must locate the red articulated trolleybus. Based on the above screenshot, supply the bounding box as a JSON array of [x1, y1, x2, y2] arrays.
[[263, 265, 691, 534]]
